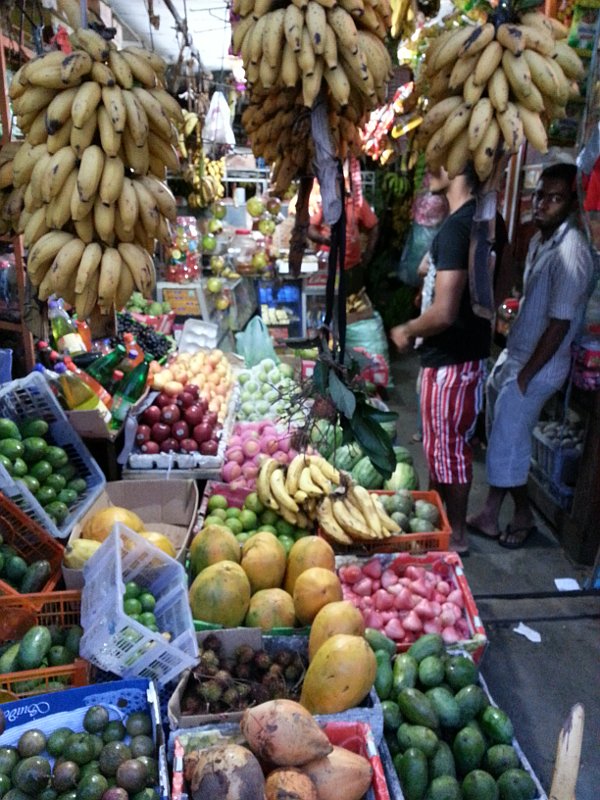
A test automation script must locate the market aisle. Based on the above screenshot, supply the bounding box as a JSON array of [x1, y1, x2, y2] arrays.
[[388, 351, 600, 799]]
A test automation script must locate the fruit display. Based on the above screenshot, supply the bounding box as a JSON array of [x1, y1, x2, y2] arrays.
[[338, 557, 472, 645], [125, 291, 172, 317], [181, 699, 373, 800], [236, 357, 302, 424], [113, 311, 176, 361], [7, 22, 182, 317], [122, 582, 164, 635], [188, 525, 342, 631], [0, 621, 82, 680], [0, 540, 53, 595], [179, 634, 307, 716], [371, 637, 539, 800], [149, 349, 236, 424], [0, 416, 87, 525], [379, 490, 444, 535], [0, 142, 22, 237], [231, 0, 396, 194], [421, 9, 585, 180], [0, 704, 161, 800], [222, 422, 301, 490], [183, 153, 226, 209]]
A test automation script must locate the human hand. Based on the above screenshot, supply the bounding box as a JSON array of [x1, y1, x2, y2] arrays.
[[391, 324, 414, 352]]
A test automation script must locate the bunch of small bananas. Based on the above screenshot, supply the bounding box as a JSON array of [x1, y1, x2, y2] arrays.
[[346, 290, 370, 313], [382, 170, 412, 199], [183, 153, 225, 209], [421, 9, 585, 181], [317, 486, 400, 545], [389, 0, 416, 40], [0, 143, 23, 237], [232, 0, 393, 195], [8, 28, 183, 317]]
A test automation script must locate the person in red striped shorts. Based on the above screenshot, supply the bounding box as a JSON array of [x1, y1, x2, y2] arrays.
[[391, 163, 503, 555]]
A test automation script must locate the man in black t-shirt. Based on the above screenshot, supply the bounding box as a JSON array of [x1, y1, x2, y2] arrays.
[[391, 164, 493, 555]]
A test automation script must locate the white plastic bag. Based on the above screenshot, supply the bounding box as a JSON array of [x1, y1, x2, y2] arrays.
[[203, 91, 235, 146]]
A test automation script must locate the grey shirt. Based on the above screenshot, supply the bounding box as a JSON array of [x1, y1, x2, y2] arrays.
[[507, 215, 596, 389]]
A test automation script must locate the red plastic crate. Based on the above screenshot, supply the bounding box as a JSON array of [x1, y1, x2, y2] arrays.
[[336, 551, 487, 663], [0, 590, 90, 698], [0, 491, 64, 597]]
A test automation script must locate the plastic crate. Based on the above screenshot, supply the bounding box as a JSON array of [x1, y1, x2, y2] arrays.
[[0, 489, 64, 597], [318, 491, 451, 555], [531, 426, 581, 487], [336, 552, 487, 663], [0, 590, 90, 697], [0, 372, 106, 539], [80, 523, 199, 686]]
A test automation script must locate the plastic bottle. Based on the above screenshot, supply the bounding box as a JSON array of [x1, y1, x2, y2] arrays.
[[85, 343, 127, 388], [75, 318, 92, 352], [36, 340, 62, 369], [53, 364, 112, 424], [64, 357, 114, 409], [105, 369, 124, 397], [123, 333, 144, 366], [110, 354, 153, 426], [48, 298, 86, 355]]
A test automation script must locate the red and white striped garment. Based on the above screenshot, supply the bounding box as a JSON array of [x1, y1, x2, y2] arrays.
[[421, 360, 486, 485]]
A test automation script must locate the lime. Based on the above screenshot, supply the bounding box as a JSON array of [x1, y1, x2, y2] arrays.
[[124, 598, 142, 616], [139, 612, 156, 628], [45, 473, 67, 492], [22, 437, 48, 463], [36, 485, 57, 506], [0, 438, 25, 461], [235, 532, 251, 545], [138, 593, 156, 612], [239, 509, 258, 531], [203, 515, 228, 528], [11, 457, 28, 478], [30, 460, 53, 482], [45, 446, 68, 469], [0, 419, 21, 441], [124, 581, 142, 598], [19, 419, 48, 438], [224, 507, 241, 519], [293, 528, 310, 540], [243, 491, 264, 515], [258, 524, 278, 535], [275, 518, 295, 537], [224, 517, 243, 535], [207, 494, 228, 512], [0, 453, 13, 474], [260, 509, 279, 526], [58, 488, 79, 506], [207, 507, 227, 521], [68, 478, 87, 495], [278, 535, 295, 555]]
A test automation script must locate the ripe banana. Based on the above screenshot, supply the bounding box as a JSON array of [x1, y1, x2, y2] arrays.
[[332, 498, 372, 539], [371, 495, 401, 533], [75, 242, 102, 293], [62, 50, 93, 84], [122, 89, 149, 147], [74, 28, 110, 62], [96, 105, 121, 157], [347, 485, 383, 537], [93, 196, 116, 245], [115, 260, 136, 310], [552, 40, 585, 80], [139, 174, 177, 221], [97, 247, 121, 312], [12, 86, 57, 117], [487, 66, 509, 113], [46, 237, 86, 297], [286, 453, 309, 496], [473, 41, 503, 87], [108, 49, 134, 89], [496, 24, 527, 56], [431, 25, 480, 72], [70, 109, 97, 157], [298, 465, 324, 497], [99, 155, 125, 206], [327, 7, 359, 55], [118, 178, 139, 232], [446, 128, 470, 180], [71, 81, 102, 129], [256, 457, 281, 510], [47, 118, 74, 155], [496, 102, 524, 154], [77, 144, 105, 203], [90, 61, 116, 87], [75, 271, 99, 319], [308, 461, 332, 494], [438, 102, 472, 148], [46, 86, 79, 134], [317, 496, 354, 545], [459, 22, 495, 58], [102, 85, 127, 133], [270, 467, 299, 513], [44, 146, 77, 202], [132, 87, 173, 141], [449, 52, 479, 91], [120, 50, 158, 88], [118, 242, 155, 295], [284, 4, 304, 52], [523, 49, 560, 98], [131, 179, 160, 237], [515, 103, 548, 153], [27, 231, 74, 286], [468, 97, 494, 151], [306, 2, 327, 56], [420, 95, 463, 138]]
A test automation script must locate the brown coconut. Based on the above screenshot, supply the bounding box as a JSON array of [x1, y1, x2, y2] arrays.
[[300, 746, 373, 800], [189, 743, 264, 800], [264, 768, 318, 800]]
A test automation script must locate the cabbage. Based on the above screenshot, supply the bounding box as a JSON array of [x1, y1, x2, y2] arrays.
[[383, 463, 419, 491], [414, 499, 440, 525]]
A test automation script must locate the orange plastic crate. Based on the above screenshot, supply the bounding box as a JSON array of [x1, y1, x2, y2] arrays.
[[0, 590, 90, 698], [0, 492, 64, 597], [319, 490, 451, 554]]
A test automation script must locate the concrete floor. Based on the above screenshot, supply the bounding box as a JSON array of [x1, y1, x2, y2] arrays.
[[387, 351, 600, 799]]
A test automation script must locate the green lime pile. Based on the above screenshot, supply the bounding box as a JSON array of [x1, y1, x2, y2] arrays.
[[0, 417, 87, 524], [204, 490, 311, 555], [122, 582, 161, 634], [0, 706, 159, 800]]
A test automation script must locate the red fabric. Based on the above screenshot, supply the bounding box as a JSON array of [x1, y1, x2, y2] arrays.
[[421, 361, 484, 484], [310, 195, 378, 270], [582, 159, 600, 212]]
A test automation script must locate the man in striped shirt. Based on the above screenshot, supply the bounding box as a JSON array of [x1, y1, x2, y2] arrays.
[[391, 163, 495, 555], [468, 162, 596, 548]]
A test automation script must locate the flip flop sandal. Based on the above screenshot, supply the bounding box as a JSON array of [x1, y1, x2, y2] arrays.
[[467, 522, 500, 540], [499, 524, 538, 550]]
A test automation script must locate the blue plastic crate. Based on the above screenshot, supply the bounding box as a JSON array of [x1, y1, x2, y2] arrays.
[[257, 279, 302, 307], [0, 372, 106, 539]]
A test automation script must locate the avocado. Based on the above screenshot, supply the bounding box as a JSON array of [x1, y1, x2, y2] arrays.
[[129, 737, 154, 759], [0, 420, 22, 441], [62, 735, 94, 767], [45, 447, 68, 469], [46, 728, 74, 759], [102, 722, 126, 744], [4, 556, 28, 586], [98, 743, 132, 778], [75, 773, 108, 800], [12, 756, 51, 795], [83, 707, 110, 735], [21, 438, 48, 464], [17, 730, 46, 758], [11, 459, 27, 478], [51, 762, 80, 793], [461, 769, 499, 800], [19, 420, 48, 439], [115, 760, 147, 795], [0, 440, 25, 461], [134, 758, 157, 787], [0, 747, 18, 776], [496, 768, 537, 800], [17, 626, 52, 670], [29, 460, 53, 483], [0, 773, 11, 799]]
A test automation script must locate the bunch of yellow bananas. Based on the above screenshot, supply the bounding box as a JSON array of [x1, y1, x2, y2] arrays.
[[8, 28, 183, 317], [389, 0, 415, 40], [317, 485, 400, 546], [346, 291, 369, 312], [232, 0, 393, 194], [421, 9, 585, 181], [0, 143, 23, 237]]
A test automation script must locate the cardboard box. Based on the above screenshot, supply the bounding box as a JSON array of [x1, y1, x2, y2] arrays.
[[63, 478, 199, 588], [0, 679, 170, 800], [167, 628, 383, 743]]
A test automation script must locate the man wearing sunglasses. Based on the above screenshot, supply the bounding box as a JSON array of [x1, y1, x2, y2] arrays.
[[468, 162, 596, 548]]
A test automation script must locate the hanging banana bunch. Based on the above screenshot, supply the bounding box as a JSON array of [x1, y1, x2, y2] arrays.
[[420, 9, 584, 182], [231, 0, 394, 195], [8, 27, 183, 318]]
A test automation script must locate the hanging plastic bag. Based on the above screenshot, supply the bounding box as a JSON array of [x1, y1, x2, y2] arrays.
[[397, 222, 441, 287], [235, 316, 279, 367], [203, 91, 235, 146], [346, 311, 392, 386]]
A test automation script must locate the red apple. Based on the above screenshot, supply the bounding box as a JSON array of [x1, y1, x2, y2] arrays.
[[155, 392, 173, 408], [192, 422, 213, 443], [180, 438, 199, 453], [160, 438, 180, 453], [177, 392, 196, 408], [184, 405, 205, 427], [142, 405, 162, 426], [204, 411, 218, 427], [161, 404, 180, 424], [141, 441, 160, 454], [199, 439, 219, 455], [195, 398, 209, 415], [135, 424, 151, 445], [151, 422, 171, 443], [172, 420, 190, 440]]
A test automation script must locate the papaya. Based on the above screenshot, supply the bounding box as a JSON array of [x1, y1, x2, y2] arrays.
[[308, 601, 365, 662], [244, 588, 296, 630], [283, 537, 335, 596], [189, 525, 240, 577], [241, 532, 286, 593], [188, 561, 251, 626], [293, 567, 343, 626]]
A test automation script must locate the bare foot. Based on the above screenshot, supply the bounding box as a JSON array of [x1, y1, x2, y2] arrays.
[[449, 535, 470, 555], [466, 511, 500, 539]]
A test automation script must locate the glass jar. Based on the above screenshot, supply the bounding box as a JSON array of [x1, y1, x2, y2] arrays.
[[227, 229, 257, 274], [496, 298, 520, 337]]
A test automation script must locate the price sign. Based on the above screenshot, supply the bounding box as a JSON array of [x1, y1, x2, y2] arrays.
[[161, 288, 201, 316]]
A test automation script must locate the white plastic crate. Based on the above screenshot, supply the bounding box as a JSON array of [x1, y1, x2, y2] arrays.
[[80, 523, 199, 685], [0, 372, 106, 539]]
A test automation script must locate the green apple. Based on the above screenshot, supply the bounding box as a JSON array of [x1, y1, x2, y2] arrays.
[[246, 196, 265, 218], [207, 218, 223, 235], [258, 217, 276, 236], [212, 200, 227, 220], [201, 233, 217, 252]]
